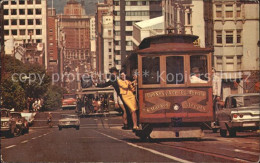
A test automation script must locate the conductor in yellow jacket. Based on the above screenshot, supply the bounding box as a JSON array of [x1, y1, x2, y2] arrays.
[[118, 72, 139, 130]]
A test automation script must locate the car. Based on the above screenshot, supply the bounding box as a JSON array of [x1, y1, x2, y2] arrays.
[[58, 114, 80, 130], [1, 108, 17, 138], [10, 112, 29, 135], [216, 93, 260, 137], [61, 94, 77, 110]]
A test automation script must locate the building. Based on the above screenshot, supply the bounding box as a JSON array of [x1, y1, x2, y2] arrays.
[[163, 0, 207, 48], [1, 2, 5, 82], [3, 0, 47, 67], [95, 3, 110, 73], [113, 0, 163, 70], [102, 15, 114, 74], [132, 16, 165, 48], [212, 0, 259, 98], [59, 0, 91, 92], [47, 8, 59, 75], [90, 16, 96, 71]]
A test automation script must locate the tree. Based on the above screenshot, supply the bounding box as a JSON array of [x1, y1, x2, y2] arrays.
[[1, 78, 26, 111], [43, 85, 68, 110]]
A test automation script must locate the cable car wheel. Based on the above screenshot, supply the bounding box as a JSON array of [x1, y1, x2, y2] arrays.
[[135, 124, 153, 141]]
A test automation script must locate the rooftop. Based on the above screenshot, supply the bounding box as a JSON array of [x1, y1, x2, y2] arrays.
[[135, 16, 164, 29]]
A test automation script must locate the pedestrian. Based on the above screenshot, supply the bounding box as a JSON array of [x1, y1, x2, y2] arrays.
[[94, 67, 132, 129], [118, 72, 139, 131], [212, 67, 222, 118]]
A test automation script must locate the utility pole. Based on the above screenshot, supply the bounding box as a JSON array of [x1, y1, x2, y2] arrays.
[[0, 1, 5, 107]]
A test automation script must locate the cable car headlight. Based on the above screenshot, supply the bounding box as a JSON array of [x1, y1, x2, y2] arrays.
[[173, 104, 180, 111]]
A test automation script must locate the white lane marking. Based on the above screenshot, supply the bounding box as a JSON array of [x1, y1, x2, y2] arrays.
[[32, 137, 37, 140], [43, 133, 48, 136], [38, 135, 42, 138], [5, 145, 16, 149], [21, 140, 29, 144], [235, 158, 251, 163], [234, 149, 259, 156], [97, 131, 192, 163]]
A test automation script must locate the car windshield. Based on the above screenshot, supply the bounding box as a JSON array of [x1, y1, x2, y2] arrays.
[[232, 95, 260, 107], [61, 115, 78, 119], [63, 94, 76, 99], [1, 110, 9, 117]]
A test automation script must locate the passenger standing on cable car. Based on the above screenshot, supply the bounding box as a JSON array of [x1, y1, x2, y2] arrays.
[[118, 72, 139, 131], [94, 67, 132, 129]]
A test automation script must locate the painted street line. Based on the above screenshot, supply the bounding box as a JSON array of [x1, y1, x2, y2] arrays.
[[97, 131, 192, 163], [5, 145, 16, 149], [21, 140, 29, 144]]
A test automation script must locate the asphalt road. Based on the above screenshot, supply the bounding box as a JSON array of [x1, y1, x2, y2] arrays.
[[1, 110, 260, 162]]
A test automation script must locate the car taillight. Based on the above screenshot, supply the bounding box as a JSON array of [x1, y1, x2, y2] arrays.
[[233, 114, 238, 118], [239, 114, 243, 118]]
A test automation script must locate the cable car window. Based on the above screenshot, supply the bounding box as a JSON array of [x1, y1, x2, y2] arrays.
[[166, 56, 184, 84], [142, 57, 160, 84], [190, 55, 208, 83]]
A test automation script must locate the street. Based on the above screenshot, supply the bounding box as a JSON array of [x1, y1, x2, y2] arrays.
[[1, 110, 259, 162]]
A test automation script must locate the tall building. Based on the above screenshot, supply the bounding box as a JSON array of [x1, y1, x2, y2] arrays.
[[59, 0, 91, 92], [163, 0, 207, 48], [96, 3, 110, 73], [102, 15, 114, 74], [212, 0, 259, 98], [47, 8, 59, 74], [3, 0, 47, 67], [113, 0, 163, 70], [90, 16, 96, 71]]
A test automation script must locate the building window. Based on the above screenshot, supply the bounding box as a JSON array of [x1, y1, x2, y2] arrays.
[[108, 30, 112, 36], [126, 21, 132, 26], [36, 29, 42, 35], [108, 42, 112, 46], [11, 30, 17, 35], [11, 19, 17, 25], [36, 19, 42, 25], [50, 43, 53, 46], [36, 9, 41, 15], [28, 9, 33, 15], [28, 29, 34, 35], [114, 1, 119, 6], [109, 55, 112, 59], [4, 30, 9, 36], [4, 20, 9, 25], [126, 41, 132, 46], [20, 29, 26, 35], [237, 30, 242, 44], [36, 39, 42, 43], [115, 31, 120, 36], [225, 4, 233, 18], [216, 30, 222, 44], [20, 19, 25, 25], [19, 0, 25, 4], [187, 13, 191, 25], [109, 48, 112, 52], [27, 0, 33, 5], [4, 9, 9, 15], [115, 41, 120, 46], [216, 5, 222, 18], [237, 56, 242, 69], [226, 31, 233, 44], [19, 9, 25, 15], [236, 4, 241, 17], [115, 21, 120, 26], [130, 1, 138, 6], [126, 31, 132, 36], [36, 0, 41, 4], [142, 1, 147, 5], [28, 19, 34, 25], [11, 9, 17, 15], [11, 1, 17, 5]]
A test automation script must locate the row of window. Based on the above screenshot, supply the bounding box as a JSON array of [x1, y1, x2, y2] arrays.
[[114, 21, 135, 26], [4, 9, 42, 15], [4, 29, 42, 36], [125, 11, 149, 16], [4, 19, 42, 26], [215, 4, 242, 18], [216, 55, 242, 71], [215, 30, 242, 45], [3, 0, 41, 5]]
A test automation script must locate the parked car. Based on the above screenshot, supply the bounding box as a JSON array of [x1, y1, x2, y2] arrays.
[[10, 112, 29, 135], [216, 93, 260, 137], [0, 108, 17, 137], [61, 94, 77, 110], [58, 114, 80, 130]]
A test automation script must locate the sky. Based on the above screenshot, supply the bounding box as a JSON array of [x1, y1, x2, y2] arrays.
[[47, 0, 104, 16]]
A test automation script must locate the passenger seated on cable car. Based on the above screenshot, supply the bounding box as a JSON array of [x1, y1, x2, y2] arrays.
[[190, 67, 207, 84]]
